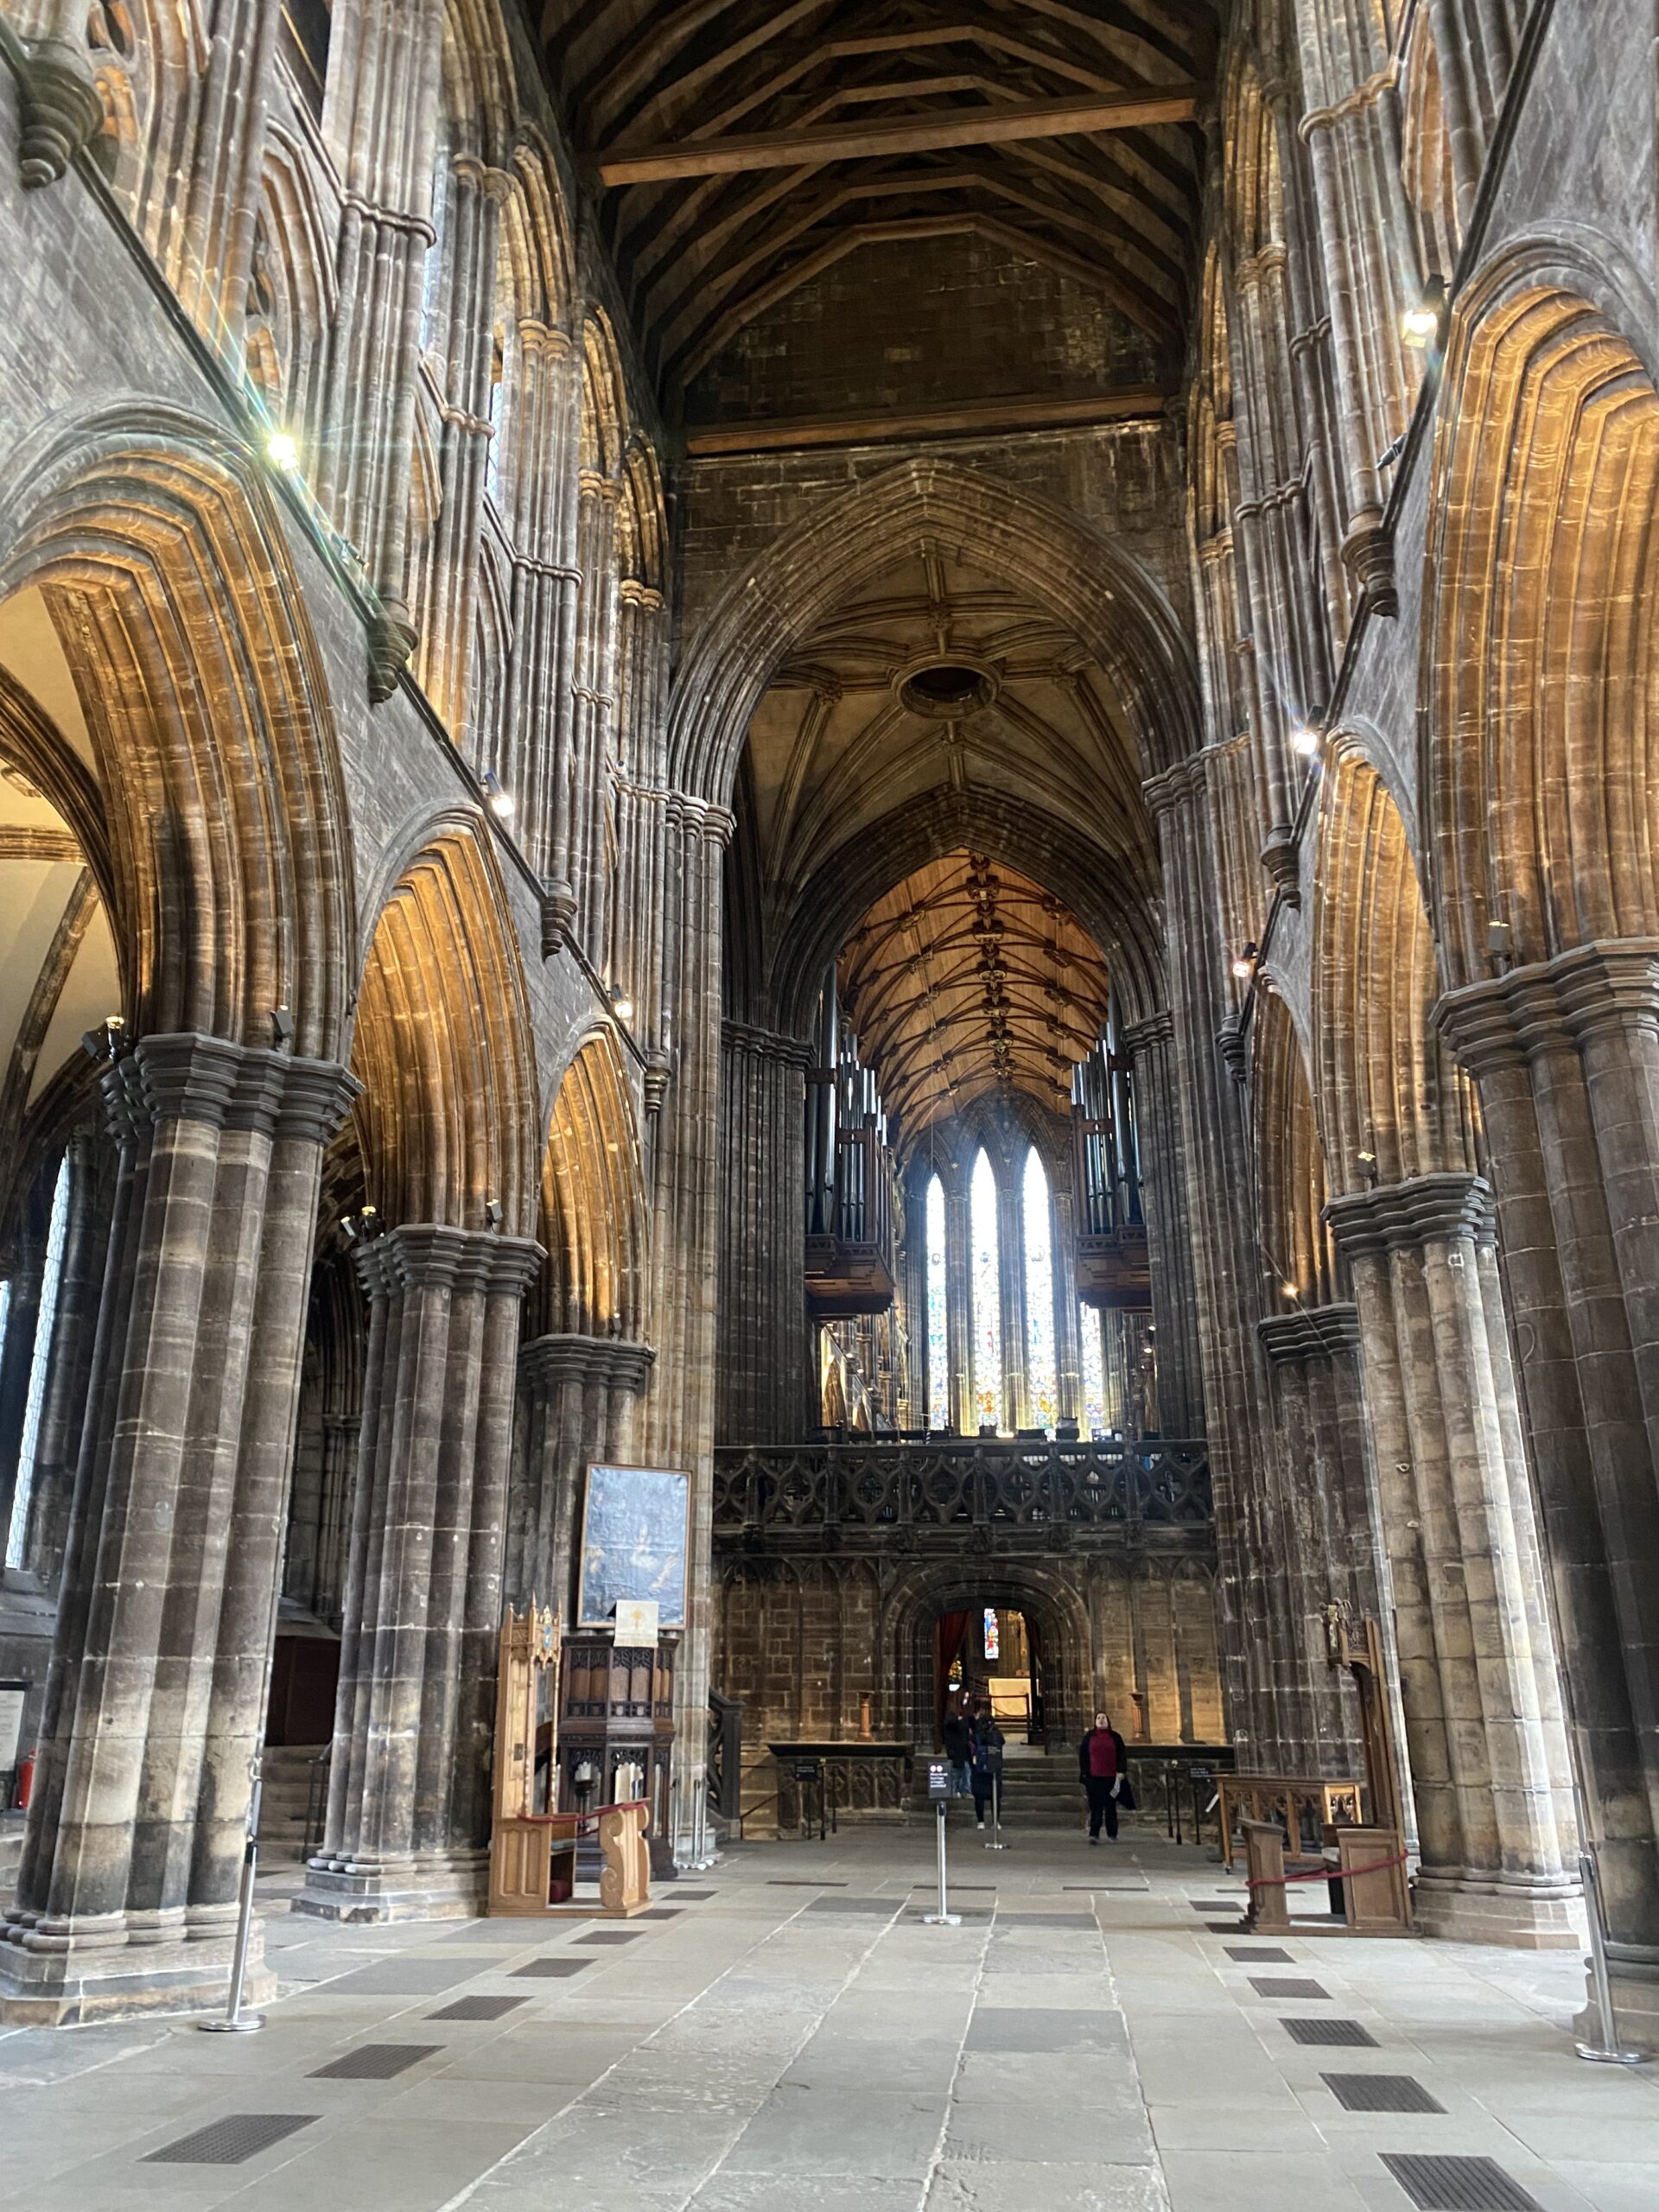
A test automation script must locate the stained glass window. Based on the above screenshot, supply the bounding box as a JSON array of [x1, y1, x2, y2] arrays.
[[7, 1154, 70, 1570], [1079, 1302, 1109, 1438], [970, 1148, 1002, 1431], [1022, 1147, 1058, 1434], [925, 1173, 950, 1431]]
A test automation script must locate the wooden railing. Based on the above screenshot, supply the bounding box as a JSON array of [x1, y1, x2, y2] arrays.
[[1216, 1772, 1365, 1868]]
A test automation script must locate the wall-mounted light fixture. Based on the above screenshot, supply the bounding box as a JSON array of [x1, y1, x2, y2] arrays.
[[609, 983, 634, 1023], [266, 429, 300, 470], [1290, 724, 1320, 759], [480, 767, 514, 820], [1230, 941, 1257, 982], [1402, 275, 1446, 349]]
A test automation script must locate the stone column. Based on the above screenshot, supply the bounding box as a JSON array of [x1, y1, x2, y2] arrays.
[[717, 1021, 810, 1445], [512, 1334, 655, 1616], [1437, 947, 1659, 2014], [639, 797, 729, 1848], [0, 1222, 45, 1559], [315, 0, 447, 698], [1325, 1173, 1579, 1946], [0, 1036, 356, 2024], [299, 1223, 540, 1921], [412, 154, 508, 741], [1145, 757, 1269, 1755], [1122, 1011, 1205, 1434], [1255, 1305, 1379, 1783], [500, 321, 582, 894]]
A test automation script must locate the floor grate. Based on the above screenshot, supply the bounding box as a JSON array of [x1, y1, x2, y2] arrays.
[[1227, 1945, 1293, 1962], [768, 1879, 847, 1887], [1192, 1898, 1245, 1910], [1206, 1920, 1246, 1931], [308, 2043, 442, 2081], [144, 2115, 317, 2165], [1250, 1976, 1330, 1999], [1381, 2155, 1539, 2209], [578, 1928, 645, 1943], [511, 1956, 591, 1978], [429, 1994, 527, 2021], [804, 1897, 899, 1913], [1324, 2074, 1445, 2114], [672, 1890, 716, 1899], [1282, 2016, 1377, 2047]]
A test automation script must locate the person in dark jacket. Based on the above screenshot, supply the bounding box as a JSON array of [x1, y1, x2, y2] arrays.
[[969, 1702, 1005, 1828], [1078, 1711, 1130, 1842], [942, 1699, 973, 1795]]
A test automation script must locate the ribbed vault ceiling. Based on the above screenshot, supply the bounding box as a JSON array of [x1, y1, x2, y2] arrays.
[[838, 851, 1110, 1131], [537, 0, 1217, 410]]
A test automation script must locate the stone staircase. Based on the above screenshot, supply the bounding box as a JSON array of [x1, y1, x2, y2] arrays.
[[984, 1751, 1085, 1832], [256, 1744, 328, 1863]]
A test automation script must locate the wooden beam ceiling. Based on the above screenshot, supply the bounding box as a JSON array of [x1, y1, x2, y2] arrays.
[[596, 84, 1207, 185], [538, 1, 1217, 418]]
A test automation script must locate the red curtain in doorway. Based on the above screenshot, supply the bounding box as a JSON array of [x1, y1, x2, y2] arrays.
[[935, 1611, 971, 1740]]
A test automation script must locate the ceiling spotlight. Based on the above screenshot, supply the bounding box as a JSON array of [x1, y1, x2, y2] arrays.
[[609, 983, 635, 1024], [480, 767, 514, 819], [1290, 725, 1320, 759], [1281, 1280, 1299, 1300], [270, 1005, 295, 1049], [1402, 276, 1446, 349], [266, 429, 300, 470], [1230, 941, 1257, 982], [484, 1197, 504, 1230]]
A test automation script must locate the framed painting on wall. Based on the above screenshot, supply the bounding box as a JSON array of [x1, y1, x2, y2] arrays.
[[577, 1464, 690, 1628]]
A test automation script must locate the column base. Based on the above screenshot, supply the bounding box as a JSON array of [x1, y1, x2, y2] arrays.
[[0, 1913, 273, 2026], [293, 1847, 487, 1923], [1414, 1870, 1585, 1949], [1574, 1952, 1659, 2054]]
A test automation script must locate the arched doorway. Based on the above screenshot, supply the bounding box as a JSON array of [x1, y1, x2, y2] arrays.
[[888, 1564, 1092, 1754]]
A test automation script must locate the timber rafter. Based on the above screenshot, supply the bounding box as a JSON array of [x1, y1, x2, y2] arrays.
[[537, 0, 1217, 413]]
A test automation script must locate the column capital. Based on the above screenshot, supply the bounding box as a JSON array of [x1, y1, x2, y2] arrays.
[[1121, 1010, 1173, 1058], [1433, 939, 1659, 1071], [1256, 1301, 1360, 1365], [355, 1223, 544, 1300], [518, 1332, 654, 1397], [721, 1019, 812, 1071], [1323, 1172, 1492, 1256], [125, 1033, 360, 1141], [1142, 753, 1208, 819]]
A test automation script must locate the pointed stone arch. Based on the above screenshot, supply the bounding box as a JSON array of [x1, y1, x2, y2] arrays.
[[0, 407, 355, 1059], [349, 816, 537, 1236], [668, 458, 1202, 807], [538, 1028, 650, 1343], [1250, 986, 1336, 1310], [1425, 257, 1659, 986]]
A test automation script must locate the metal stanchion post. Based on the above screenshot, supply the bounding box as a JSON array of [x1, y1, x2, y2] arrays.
[[200, 1758, 264, 2034], [984, 1769, 1008, 1851], [1576, 1850, 1650, 2065], [923, 1797, 961, 1925]]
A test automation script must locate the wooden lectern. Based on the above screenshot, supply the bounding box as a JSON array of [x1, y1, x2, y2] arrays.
[[486, 1599, 653, 1919], [488, 1600, 577, 1915]]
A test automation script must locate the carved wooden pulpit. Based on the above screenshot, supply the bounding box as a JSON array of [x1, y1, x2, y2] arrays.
[[487, 1599, 578, 1915]]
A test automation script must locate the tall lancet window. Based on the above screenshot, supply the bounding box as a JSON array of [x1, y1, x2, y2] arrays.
[[6, 1153, 70, 1569], [1023, 1147, 1058, 1433], [925, 1173, 950, 1432], [1079, 1303, 1109, 1437], [970, 1149, 1002, 1431]]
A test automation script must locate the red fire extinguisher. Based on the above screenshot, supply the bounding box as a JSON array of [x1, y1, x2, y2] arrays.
[[16, 1751, 35, 1810]]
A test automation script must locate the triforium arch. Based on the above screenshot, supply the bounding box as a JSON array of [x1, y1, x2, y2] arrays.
[[307, 813, 544, 1923], [1421, 245, 1659, 1976], [669, 457, 1204, 812], [511, 1028, 655, 1615]]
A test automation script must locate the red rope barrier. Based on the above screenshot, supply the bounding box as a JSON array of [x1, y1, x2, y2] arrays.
[[1244, 1848, 1410, 1891]]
